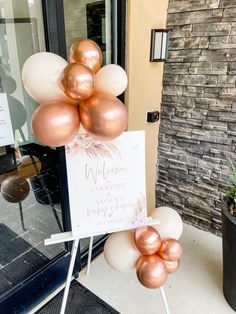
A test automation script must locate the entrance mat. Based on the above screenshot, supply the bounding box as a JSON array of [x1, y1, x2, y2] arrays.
[[0, 223, 49, 295], [36, 280, 120, 314]]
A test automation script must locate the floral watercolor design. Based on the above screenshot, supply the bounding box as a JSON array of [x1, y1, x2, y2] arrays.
[[132, 194, 147, 226], [65, 134, 121, 159]]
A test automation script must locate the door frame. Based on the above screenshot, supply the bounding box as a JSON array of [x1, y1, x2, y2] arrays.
[[0, 0, 126, 312], [80, 0, 127, 266]]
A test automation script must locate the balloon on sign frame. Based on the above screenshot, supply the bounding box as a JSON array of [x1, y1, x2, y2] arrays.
[[95, 64, 128, 97], [103, 207, 183, 290], [62, 63, 95, 101], [68, 39, 103, 73], [21, 39, 128, 147], [79, 93, 128, 141], [104, 230, 141, 272], [22, 52, 75, 104], [150, 206, 183, 240], [31, 101, 80, 147]]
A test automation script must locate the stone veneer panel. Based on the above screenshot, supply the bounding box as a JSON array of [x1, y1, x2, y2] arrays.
[[156, 0, 236, 235]]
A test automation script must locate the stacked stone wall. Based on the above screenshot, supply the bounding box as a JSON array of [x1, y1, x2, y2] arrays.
[[156, 0, 236, 235]]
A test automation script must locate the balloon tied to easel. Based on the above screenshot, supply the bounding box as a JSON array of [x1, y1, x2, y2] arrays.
[[103, 207, 183, 289], [21, 39, 128, 147]]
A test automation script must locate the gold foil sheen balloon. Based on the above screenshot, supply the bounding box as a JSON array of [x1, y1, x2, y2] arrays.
[[158, 239, 183, 261], [69, 39, 102, 73], [62, 63, 95, 101], [136, 255, 167, 289], [134, 226, 162, 255], [31, 101, 80, 147], [79, 93, 128, 140]]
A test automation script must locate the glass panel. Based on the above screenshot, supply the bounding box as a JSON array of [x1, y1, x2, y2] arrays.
[[64, 0, 116, 65], [161, 32, 167, 60], [0, 0, 65, 297], [154, 32, 162, 60], [63, 0, 117, 252]]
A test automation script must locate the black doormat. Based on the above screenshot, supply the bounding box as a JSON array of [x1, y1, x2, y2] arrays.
[[36, 280, 120, 314], [0, 223, 49, 295]]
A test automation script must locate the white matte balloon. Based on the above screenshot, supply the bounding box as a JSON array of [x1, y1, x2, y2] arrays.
[[95, 64, 128, 96], [150, 207, 183, 240], [22, 52, 75, 104], [104, 230, 141, 272]]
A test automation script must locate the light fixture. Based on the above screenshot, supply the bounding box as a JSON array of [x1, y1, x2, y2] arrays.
[[150, 29, 169, 62]]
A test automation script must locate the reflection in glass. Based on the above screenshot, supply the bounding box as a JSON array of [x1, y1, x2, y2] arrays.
[[0, 0, 65, 297], [64, 0, 117, 253], [64, 0, 114, 65]]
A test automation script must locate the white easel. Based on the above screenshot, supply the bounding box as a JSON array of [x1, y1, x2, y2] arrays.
[[85, 237, 170, 314], [45, 219, 170, 314]]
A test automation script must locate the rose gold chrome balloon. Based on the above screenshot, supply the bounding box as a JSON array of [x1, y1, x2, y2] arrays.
[[134, 226, 161, 255], [164, 260, 179, 273], [31, 101, 80, 147], [79, 93, 128, 140], [136, 255, 167, 289], [69, 39, 102, 73], [62, 63, 95, 101], [158, 239, 183, 261]]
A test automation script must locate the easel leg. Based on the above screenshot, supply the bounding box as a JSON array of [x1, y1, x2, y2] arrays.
[[160, 286, 170, 314], [86, 236, 94, 276], [60, 238, 80, 314]]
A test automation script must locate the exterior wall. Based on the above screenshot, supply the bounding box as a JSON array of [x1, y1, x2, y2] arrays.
[[156, 0, 236, 235], [126, 0, 169, 212]]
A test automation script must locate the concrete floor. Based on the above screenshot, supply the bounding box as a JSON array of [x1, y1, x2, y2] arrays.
[[0, 190, 64, 260], [78, 224, 234, 314]]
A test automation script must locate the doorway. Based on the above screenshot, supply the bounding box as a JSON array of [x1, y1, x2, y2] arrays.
[[0, 0, 126, 312], [63, 0, 126, 262], [0, 1, 72, 312]]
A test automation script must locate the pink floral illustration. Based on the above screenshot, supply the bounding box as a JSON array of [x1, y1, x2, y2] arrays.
[[132, 194, 147, 225], [65, 134, 121, 159]]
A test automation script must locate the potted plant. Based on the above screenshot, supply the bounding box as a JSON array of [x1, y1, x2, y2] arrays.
[[221, 159, 236, 311]]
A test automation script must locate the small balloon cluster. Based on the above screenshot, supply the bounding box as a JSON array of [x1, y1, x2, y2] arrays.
[[21, 39, 128, 147], [104, 207, 183, 289]]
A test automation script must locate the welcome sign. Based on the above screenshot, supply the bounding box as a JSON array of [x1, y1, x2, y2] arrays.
[[65, 131, 147, 238]]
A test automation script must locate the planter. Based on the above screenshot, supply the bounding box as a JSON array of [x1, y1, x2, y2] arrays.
[[221, 199, 236, 311]]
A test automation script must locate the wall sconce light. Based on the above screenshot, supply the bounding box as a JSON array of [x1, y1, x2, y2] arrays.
[[150, 29, 169, 62]]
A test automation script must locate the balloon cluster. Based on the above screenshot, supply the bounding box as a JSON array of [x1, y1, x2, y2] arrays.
[[21, 39, 128, 147], [104, 207, 183, 289]]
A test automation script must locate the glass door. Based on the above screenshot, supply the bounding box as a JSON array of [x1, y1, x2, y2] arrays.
[[63, 0, 126, 260], [0, 0, 126, 311], [0, 1, 73, 312]]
